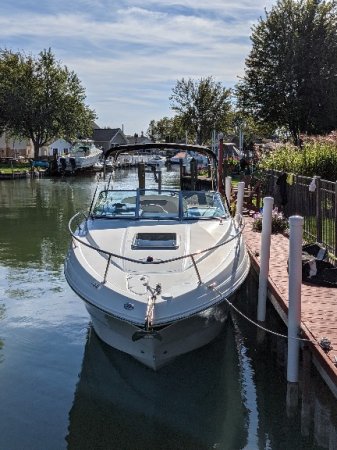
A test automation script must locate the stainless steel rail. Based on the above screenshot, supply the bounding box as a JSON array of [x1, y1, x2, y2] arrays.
[[68, 213, 245, 285]]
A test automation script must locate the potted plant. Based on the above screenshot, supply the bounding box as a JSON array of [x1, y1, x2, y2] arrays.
[[252, 208, 288, 234]]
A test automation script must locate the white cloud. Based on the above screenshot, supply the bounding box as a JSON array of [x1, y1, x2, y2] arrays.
[[0, 0, 276, 132]]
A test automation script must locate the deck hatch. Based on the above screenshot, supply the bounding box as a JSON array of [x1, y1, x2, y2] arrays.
[[132, 232, 178, 249]]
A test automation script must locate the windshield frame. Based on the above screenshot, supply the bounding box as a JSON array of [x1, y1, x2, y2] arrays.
[[91, 189, 229, 220]]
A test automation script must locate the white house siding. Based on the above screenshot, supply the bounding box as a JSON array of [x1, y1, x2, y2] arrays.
[[41, 139, 71, 157]]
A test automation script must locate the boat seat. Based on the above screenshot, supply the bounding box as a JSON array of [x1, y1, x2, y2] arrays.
[[140, 204, 178, 219], [141, 204, 167, 213], [185, 207, 218, 218]]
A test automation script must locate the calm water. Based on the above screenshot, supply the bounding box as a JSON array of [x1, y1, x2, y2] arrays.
[[0, 167, 336, 450]]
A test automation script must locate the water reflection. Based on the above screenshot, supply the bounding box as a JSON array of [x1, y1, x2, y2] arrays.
[[66, 324, 248, 450], [0, 168, 179, 271], [0, 178, 93, 269], [233, 274, 337, 450]]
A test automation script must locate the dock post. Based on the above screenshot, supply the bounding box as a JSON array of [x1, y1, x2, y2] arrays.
[[300, 346, 312, 436], [179, 159, 183, 188], [236, 181, 245, 218], [225, 176, 232, 207], [138, 163, 145, 190], [257, 197, 274, 322], [190, 158, 197, 190], [103, 156, 107, 179], [287, 215, 303, 384]]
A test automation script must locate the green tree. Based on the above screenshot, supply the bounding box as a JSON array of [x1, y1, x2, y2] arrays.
[[146, 116, 185, 142], [0, 48, 96, 158], [170, 77, 232, 145], [229, 111, 276, 144], [236, 0, 337, 144]]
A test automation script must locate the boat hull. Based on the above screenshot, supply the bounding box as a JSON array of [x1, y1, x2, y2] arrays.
[[84, 299, 230, 370], [65, 187, 250, 370], [59, 153, 102, 172]]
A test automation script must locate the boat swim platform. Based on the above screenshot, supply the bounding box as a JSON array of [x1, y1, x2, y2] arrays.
[[242, 212, 337, 398]]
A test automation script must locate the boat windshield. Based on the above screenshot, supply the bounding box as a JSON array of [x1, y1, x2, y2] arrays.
[[182, 191, 228, 219], [92, 190, 138, 218], [139, 190, 179, 218], [91, 189, 228, 220], [71, 142, 92, 154]]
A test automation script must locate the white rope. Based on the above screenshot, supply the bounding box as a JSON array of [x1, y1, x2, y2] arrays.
[[210, 284, 322, 346]]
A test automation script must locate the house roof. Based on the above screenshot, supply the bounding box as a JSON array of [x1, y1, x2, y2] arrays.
[[126, 133, 152, 145], [92, 128, 120, 142]]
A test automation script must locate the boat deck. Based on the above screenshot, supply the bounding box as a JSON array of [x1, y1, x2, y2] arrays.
[[242, 213, 337, 397]]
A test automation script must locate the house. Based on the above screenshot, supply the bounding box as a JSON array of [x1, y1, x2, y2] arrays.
[[0, 133, 32, 158], [92, 128, 128, 154], [126, 131, 152, 145], [41, 138, 72, 157], [0, 133, 73, 159]]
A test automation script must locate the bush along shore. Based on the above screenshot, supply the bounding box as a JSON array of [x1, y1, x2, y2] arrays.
[[258, 133, 337, 182]]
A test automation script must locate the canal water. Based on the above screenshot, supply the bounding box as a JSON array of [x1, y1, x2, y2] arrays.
[[0, 167, 336, 450]]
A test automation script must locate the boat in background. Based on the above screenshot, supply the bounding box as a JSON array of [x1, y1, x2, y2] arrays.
[[104, 158, 115, 171], [93, 161, 104, 171], [146, 154, 166, 168], [58, 139, 103, 173], [188, 151, 209, 167], [64, 143, 250, 370], [170, 151, 193, 165]]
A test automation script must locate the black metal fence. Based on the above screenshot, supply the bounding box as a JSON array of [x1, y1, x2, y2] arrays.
[[263, 170, 337, 262]]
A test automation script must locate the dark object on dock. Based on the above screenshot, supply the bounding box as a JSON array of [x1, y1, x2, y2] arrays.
[[301, 243, 337, 288], [30, 159, 49, 169], [302, 243, 327, 260]]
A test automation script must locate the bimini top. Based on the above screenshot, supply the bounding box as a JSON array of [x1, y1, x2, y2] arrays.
[[104, 143, 217, 163]]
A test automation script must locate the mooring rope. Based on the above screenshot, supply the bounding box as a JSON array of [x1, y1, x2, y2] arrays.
[[210, 283, 325, 348]]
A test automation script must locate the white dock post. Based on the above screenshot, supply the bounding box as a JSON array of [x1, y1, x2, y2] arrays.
[[236, 181, 245, 218], [257, 197, 274, 322], [225, 176, 232, 206], [287, 215, 303, 383]]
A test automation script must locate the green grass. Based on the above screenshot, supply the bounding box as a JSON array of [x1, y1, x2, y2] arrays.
[[0, 163, 32, 173]]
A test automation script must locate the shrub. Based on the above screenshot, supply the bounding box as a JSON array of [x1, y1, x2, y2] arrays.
[[258, 134, 337, 181]]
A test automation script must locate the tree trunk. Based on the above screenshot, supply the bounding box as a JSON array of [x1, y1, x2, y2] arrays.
[[33, 143, 41, 160]]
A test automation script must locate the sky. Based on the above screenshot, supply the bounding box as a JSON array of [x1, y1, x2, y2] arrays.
[[0, 0, 275, 136]]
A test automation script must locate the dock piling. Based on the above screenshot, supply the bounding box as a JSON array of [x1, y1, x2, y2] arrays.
[[257, 197, 274, 322], [236, 181, 245, 218], [138, 163, 145, 190], [287, 215, 304, 384], [225, 176, 232, 208]]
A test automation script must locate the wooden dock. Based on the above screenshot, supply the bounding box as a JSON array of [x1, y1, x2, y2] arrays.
[[242, 212, 337, 397]]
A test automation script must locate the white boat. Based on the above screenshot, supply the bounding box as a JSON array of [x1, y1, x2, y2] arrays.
[[189, 151, 209, 167], [58, 139, 103, 172], [64, 144, 250, 370], [170, 151, 193, 165], [104, 158, 115, 171], [115, 153, 134, 168], [146, 154, 166, 168], [93, 161, 104, 171]]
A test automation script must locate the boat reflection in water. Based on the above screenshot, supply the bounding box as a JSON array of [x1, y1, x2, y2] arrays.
[[66, 320, 248, 450]]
